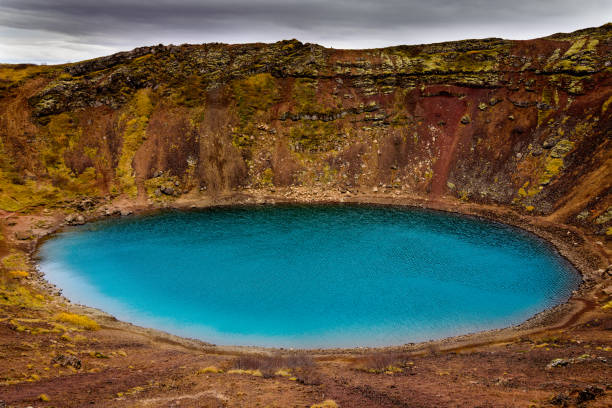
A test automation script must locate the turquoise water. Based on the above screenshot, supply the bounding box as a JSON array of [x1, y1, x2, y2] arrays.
[[38, 205, 580, 348]]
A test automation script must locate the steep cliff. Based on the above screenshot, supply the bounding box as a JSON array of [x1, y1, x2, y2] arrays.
[[0, 24, 610, 236]]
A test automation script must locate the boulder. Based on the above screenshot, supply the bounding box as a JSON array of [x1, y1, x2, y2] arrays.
[[542, 137, 558, 149], [14, 230, 32, 240], [65, 214, 85, 225], [549, 139, 574, 158], [52, 354, 82, 369], [546, 358, 569, 369]]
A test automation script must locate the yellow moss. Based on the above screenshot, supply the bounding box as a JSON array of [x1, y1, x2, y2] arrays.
[[412, 47, 503, 74], [602, 300, 612, 310], [132, 54, 153, 64], [0, 177, 65, 212], [383, 365, 403, 374], [260, 168, 274, 186], [310, 400, 339, 408], [540, 157, 564, 185], [232, 73, 279, 122], [116, 88, 154, 196], [564, 38, 587, 56], [227, 369, 263, 377], [230, 73, 280, 147], [525, 205, 535, 212], [0, 285, 44, 308], [197, 366, 222, 374], [292, 78, 318, 112], [602, 95, 612, 114], [8, 270, 29, 279], [1, 251, 28, 271], [38, 394, 50, 402], [0, 64, 51, 93], [54, 312, 99, 331], [275, 369, 292, 377], [289, 121, 338, 152], [585, 39, 599, 51]]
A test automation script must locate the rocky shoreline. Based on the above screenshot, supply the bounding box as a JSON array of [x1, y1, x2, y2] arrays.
[[6, 188, 609, 352]]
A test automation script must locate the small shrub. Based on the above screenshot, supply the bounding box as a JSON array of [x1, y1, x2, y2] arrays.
[[293, 367, 322, 385], [197, 366, 222, 374], [356, 352, 409, 374], [55, 312, 99, 330], [232, 352, 313, 378], [227, 369, 263, 377]]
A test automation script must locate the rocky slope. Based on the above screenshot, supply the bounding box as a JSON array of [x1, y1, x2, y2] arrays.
[[0, 24, 610, 236]]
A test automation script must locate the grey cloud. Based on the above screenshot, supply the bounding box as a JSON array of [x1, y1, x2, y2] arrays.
[[0, 0, 608, 63]]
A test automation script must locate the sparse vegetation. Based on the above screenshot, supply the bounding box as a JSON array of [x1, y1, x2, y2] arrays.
[[355, 352, 410, 374], [54, 312, 100, 331], [231, 353, 314, 378], [310, 400, 338, 408]]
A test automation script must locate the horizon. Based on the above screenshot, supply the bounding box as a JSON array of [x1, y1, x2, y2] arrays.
[[2, 23, 610, 67], [0, 0, 609, 64]]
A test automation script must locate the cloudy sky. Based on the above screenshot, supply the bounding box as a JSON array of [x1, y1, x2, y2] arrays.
[[0, 0, 609, 64]]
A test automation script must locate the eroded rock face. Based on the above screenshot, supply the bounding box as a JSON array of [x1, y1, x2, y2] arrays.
[[65, 214, 86, 225], [0, 24, 610, 236]]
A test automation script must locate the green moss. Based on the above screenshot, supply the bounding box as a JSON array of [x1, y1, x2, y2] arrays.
[[231, 73, 279, 147], [540, 157, 564, 185], [292, 78, 318, 112], [602, 95, 612, 114], [549, 139, 574, 158], [417, 48, 503, 74], [551, 37, 600, 74], [0, 178, 63, 212], [319, 164, 337, 184], [232, 73, 279, 124], [289, 121, 338, 152], [0, 64, 54, 97], [260, 168, 274, 186], [116, 89, 154, 196], [0, 285, 44, 309], [564, 38, 587, 56], [536, 139, 574, 186], [41, 113, 79, 168], [173, 74, 207, 107], [2, 250, 29, 271], [13, 111, 100, 199]]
